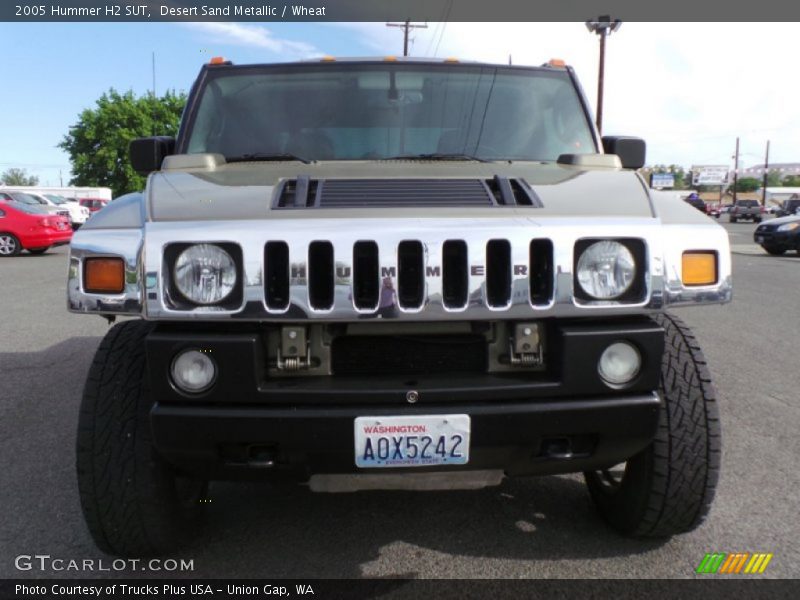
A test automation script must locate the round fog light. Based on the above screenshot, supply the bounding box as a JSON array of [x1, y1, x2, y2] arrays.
[[598, 342, 641, 386], [171, 350, 217, 393]]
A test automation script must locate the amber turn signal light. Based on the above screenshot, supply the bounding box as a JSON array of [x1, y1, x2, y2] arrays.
[[84, 258, 125, 294], [682, 252, 717, 286]]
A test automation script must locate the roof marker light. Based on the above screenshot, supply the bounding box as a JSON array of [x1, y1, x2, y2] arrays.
[[209, 56, 227, 65], [548, 58, 566, 68], [443, 57, 459, 63], [320, 56, 336, 62]]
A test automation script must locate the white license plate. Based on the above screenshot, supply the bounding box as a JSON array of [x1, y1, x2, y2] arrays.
[[354, 415, 470, 468], [756, 236, 764, 243]]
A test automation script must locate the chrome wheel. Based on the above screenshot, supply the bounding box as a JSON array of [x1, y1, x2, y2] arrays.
[[0, 234, 20, 256]]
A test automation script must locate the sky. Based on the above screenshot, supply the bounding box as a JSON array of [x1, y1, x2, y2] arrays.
[[2, 21, 799, 187]]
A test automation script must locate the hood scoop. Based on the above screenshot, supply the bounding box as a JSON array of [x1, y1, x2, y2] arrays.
[[272, 176, 542, 209]]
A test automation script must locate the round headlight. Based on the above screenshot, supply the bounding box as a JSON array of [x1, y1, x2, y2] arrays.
[[173, 244, 236, 305], [576, 241, 636, 300], [171, 350, 217, 393], [598, 342, 641, 386]]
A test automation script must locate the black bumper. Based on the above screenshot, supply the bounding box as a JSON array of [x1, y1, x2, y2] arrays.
[[151, 393, 661, 480], [145, 317, 665, 482], [754, 229, 799, 249]]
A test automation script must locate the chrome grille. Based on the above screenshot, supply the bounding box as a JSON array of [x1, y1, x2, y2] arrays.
[[262, 236, 555, 315]]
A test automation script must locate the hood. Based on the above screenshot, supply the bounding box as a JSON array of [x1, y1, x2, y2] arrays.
[[764, 214, 800, 226], [146, 160, 654, 222]]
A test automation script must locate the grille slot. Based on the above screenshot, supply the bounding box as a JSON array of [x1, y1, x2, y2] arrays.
[[308, 241, 334, 310], [352, 241, 379, 310], [398, 240, 425, 309], [486, 239, 512, 307], [442, 240, 468, 308], [264, 241, 290, 310], [529, 239, 554, 305], [332, 334, 487, 375]]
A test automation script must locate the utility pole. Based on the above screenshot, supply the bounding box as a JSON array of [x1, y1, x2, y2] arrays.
[[585, 16, 622, 134], [59, 169, 63, 187], [761, 140, 770, 207], [732, 137, 739, 204], [386, 20, 428, 57]]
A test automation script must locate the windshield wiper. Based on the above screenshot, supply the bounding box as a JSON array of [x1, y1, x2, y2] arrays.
[[384, 153, 489, 163], [226, 153, 311, 164]]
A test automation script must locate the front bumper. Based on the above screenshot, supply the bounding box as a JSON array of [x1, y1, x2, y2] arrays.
[[151, 393, 661, 481], [754, 229, 799, 248], [146, 317, 664, 482]]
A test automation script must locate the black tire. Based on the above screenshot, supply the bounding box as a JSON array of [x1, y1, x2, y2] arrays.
[[584, 313, 721, 537], [763, 246, 786, 256], [729, 216, 737, 223], [754, 217, 762, 223], [76, 320, 207, 557], [0, 232, 21, 256], [28, 246, 51, 255]]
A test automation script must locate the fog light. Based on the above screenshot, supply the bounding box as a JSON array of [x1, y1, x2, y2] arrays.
[[171, 350, 216, 393], [598, 342, 641, 386]]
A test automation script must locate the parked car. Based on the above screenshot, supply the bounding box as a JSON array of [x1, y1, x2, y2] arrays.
[[1, 191, 73, 221], [28, 192, 90, 228], [754, 215, 800, 255], [78, 197, 109, 213], [705, 204, 721, 218], [729, 199, 763, 223], [0, 201, 72, 256], [683, 193, 706, 213], [775, 195, 800, 218]]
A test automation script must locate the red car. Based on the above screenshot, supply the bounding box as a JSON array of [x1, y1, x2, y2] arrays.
[[78, 197, 109, 213], [0, 201, 73, 256]]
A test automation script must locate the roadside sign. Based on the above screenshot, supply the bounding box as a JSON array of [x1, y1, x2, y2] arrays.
[[650, 173, 675, 188], [692, 166, 729, 186]]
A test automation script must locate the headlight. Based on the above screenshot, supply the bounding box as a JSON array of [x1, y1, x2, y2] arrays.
[[777, 222, 799, 232], [173, 244, 237, 304], [576, 241, 636, 300]]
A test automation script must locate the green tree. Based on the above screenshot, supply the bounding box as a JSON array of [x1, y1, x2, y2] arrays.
[[1, 167, 39, 186], [766, 169, 782, 187], [735, 177, 760, 193], [59, 89, 186, 197], [781, 175, 800, 187]]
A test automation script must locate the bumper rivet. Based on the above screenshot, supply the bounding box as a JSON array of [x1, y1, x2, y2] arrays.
[[406, 390, 419, 403]]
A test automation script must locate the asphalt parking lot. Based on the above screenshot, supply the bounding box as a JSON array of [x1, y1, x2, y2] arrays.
[[0, 220, 798, 580]]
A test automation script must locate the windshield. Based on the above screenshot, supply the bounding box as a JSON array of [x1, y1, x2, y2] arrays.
[[44, 194, 66, 205], [184, 63, 596, 162]]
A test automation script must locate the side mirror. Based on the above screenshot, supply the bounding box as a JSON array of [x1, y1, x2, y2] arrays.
[[130, 136, 175, 175], [602, 136, 646, 170]]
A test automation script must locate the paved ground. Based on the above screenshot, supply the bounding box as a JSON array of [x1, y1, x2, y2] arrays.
[[0, 220, 798, 579]]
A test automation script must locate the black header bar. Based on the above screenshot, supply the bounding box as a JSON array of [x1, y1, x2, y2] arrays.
[[3, 0, 800, 22]]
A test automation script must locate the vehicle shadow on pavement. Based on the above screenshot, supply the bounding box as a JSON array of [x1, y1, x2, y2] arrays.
[[185, 477, 667, 578], [0, 336, 667, 580]]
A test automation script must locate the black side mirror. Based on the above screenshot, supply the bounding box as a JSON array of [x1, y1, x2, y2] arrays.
[[602, 136, 646, 170], [130, 136, 175, 175]]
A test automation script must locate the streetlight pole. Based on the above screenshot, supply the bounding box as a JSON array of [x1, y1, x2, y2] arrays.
[[585, 16, 622, 135]]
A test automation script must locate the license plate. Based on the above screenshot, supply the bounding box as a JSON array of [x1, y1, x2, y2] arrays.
[[756, 236, 764, 243], [354, 415, 470, 468]]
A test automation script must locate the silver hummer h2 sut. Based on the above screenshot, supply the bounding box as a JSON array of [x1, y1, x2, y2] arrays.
[[69, 58, 730, 556]]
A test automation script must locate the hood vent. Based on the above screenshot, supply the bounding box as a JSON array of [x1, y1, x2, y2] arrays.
[[273, 177, 542, 209]]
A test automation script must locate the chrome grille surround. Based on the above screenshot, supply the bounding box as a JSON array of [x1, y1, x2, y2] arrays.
[[67, 216, 733, 319]]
